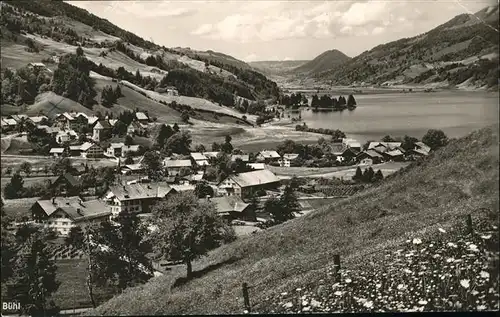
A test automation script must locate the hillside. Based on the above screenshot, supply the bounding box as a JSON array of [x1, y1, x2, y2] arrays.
[[249, 60, 310, 76], [293, 49, 351, 75], [313, 4, 499, 89], [91, 125, 498, 315], [0, 1, 279, 123]]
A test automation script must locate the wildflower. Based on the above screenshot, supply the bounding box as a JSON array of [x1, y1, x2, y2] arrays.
[[447, 242, 457, 248], [404, 268, 412, 274], [446, 257, 455, 263], [429, 244, 434, 247], [471, 290, 479, 296], [375, 283, 382, 289], [296, 288, 302, 292], [334, 291, 343, 296], [413, 238, 422, 245], [479, 271, 490, 279], [438, 228, 446, 233], [281, 292, 288, 296], [469, 244, 479, 252], [460, 279, 470, 289], [397, 284, 406, 290], [418, 300, 428, 305], [345, 278, 352, 284]]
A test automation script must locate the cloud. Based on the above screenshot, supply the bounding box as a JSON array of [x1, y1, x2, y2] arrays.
[[108, 1, 198, 18], [243, 53, 259, 62]]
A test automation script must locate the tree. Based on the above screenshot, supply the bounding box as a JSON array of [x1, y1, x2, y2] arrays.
[[363, 167, 375, 183], [1, 198, 16, 283], [172, 123, 180, 132], [151, 192, 235, 278], [112, 120, 128, 137], [4, 173, 24, 199], [20, 162, 32, 177], [65, 226, 85, 250], [51, 158, 74, 176], [352, 166, 363, 182], [164, 131, 192, 155], [211, 142, 221, 151], [401, 135, 419, 151], [194, 144, 206, 153], [373, 170, 384, 182], [141, 150, 163, 180], [220, 135, 233, 154], [422, 129, 448, 150], [194, 181, 214, 198], [278, 185, 300, 219], [181, 111, 190, 123], [347, 94, 357, 107], [76, 46, 84, 56], [381, 135, 395, 142], [6, 230, 60, 316], [125, 135, 134, 146], [156, 124, 174, 150]]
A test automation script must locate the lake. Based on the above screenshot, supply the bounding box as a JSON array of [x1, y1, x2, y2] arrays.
[[299, 91, 499, 143]]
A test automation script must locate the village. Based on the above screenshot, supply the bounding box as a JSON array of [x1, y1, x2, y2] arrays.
[[1, 107, 433, 241]]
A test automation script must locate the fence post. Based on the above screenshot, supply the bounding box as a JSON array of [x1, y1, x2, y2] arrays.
[[333, 254, 341, 283], [242, 282, 251, 312], [466, 214, 473, 235]]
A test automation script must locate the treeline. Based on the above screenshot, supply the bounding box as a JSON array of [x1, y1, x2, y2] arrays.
[[1, 66, 51, 105], [310, 94, 356, 110], [295, 123, 346, 139], [352, 166, 384, 183]]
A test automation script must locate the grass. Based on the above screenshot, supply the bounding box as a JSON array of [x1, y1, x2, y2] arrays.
[[0, 155, 117, 170], [1, 197, 40, 220], [0, 176, 58, 192], [90, 126, 498, 315]]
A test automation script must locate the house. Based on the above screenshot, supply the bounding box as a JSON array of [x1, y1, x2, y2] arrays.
[[135, 112, 149, 124], [217, 169, 280, 199], [104, 182, 176, 218], [54, 112, 75, 130], [169, 184, 195, 193], [106, 142, 125, 157], [1, 118, 18, 131], [190, 152, 210, 167], [340, 147, 360, 163], [80, 142, 103, 158], [382, 149, 405, 162], [87, 116, 100, 128], [50, 173, 82, 196], [408, 148, 430, 160], [71, 113, 90, 131], [357, 150, 384, 165], [121, 163, 144, 175], [248, 163, 265, 170], [231, 154, 250, 163], [28, 115, 48, 125], [30, 197, 111, 236], [36, 125, 61, 135], [204, 196, 254, 221], [329, 143, 345, 156], [49, 147, 66, 158], [414, 142, 431, 153], [28, 62, 47, 71], [368, 142, 402, 152], [108, 119, 118, 127], [279, 154, 299, 167], [203, 152, 220, 159], [55, 130, 78, 144], [342, 138, 361, 151], [121, 145, 141, 158], [164, 159, 192, 177], [92, 120, 112, 142], [257, 150, 281, 163], [127, 121, 147, 136]]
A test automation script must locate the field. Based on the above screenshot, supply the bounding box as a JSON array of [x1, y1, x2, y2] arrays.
[[1, 197, 40, 220], [268, 162, 410, 178], [0, 154, 117, 170], [91, 125, 499, 315]]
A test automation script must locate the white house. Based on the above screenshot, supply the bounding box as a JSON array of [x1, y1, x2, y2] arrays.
[[279, 153, 299, 167], [92, 120, 112, 142], [163, 159, 192, 177], [217, 169, 280, 199], [122, 145, 141, 157], [190, 152, 210, 167], [80, 142, 103, 158], [49, 147, 66, 158], [342, 138, 361, 151], [248, 163, 266, 170], [257, 150, 281, 163], [135, 112, 149, 124], [106, 142, 125, 157], [30, 197, 111, 236], [55, 130, 78, 144]]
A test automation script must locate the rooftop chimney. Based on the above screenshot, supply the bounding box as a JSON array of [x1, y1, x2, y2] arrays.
[[52, 197, 56, 205]]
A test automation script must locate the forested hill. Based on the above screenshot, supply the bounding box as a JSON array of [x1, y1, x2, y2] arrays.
[[312, 4, 499, 89], [293, 49, 351, 75], [0, 0, 280, 121]]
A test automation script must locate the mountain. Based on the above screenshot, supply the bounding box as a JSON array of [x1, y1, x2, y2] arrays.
[[313, 4, 499, 89], [0, 0, 280, 124], [249, 60, 310, 76], [91, 125, 498, 314], [293, 49, 351, 75]]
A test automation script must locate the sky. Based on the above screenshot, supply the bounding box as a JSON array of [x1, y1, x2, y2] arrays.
[[67, 0, 495, 62]]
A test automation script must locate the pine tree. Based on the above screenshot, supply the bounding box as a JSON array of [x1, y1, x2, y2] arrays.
[[352, 166, 363, 181], [373, 170, 384, 182]]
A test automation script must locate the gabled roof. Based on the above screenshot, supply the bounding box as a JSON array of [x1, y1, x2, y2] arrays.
[[207, 196, 250, 215], [164, 159, 192, 168], [347, 142, 361, 149], [190, 152, 208, 161], [54, 173, 81, 187], [37, 125, 61, 134], [226, 169, 280, 188], [358, 150, 384, 159], [385, 149, 404, 157], [29, 62, 46, 67], [28, 116, 48, 124], [34, 197, 111, 222], [411, 148, 429, 156], [258, 150, 280, 159], [231, 154, 250, 162], [368, 142, 402, 150], [56, 112, 74, 121], [122, 145, 140, 152], [94, 120, 111, 129], [108, 119, 118, 126], [1, 118, 17, 126], [122, 163, 143, 171], [9, 114, 29, 122], [107, 183, 175, 201], [415, 142, 431, 153], [170, 184, 195, 192], [80, 142, 101, 151], [135, 112, 149, 121], [329, 143, 345, 155], [203, 152, 219, 159], [248, 163, 265, 170], [69, 145, 82, 151], [109, 142, 125, 149], [87, 116, 99, 125], [49, 148, 65, 154], [282, 153, 299, 160]]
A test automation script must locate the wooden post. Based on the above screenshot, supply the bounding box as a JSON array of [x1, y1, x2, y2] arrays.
[[242, 282, 251, 312], [466, 214, 473, 235], [333, 254, 341, 283]]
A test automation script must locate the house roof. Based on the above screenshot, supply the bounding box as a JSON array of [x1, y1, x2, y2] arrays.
[[109, 142, 125, 149], [80, 142, 99, 151], [122, 145, 140, 152], [94, 120, 111, 129], [385, 149, 404, 157], [282, 153, 299, 160], [107, 183, 175, 201], [231, 154, 250, 162], [1, 118, 17, 125], [28, 116, 48, 124], [57, 112, 74, 121], [69, 145, 82, 151], [415, 142, 431, 152], [135, 112, 149, 121], [87, 116, 99, 125], [248, 163, 265, 170], [49, 148, 65, 154], [108, 119, 118, 126], [207, 196, 250, 215], [54, 173, 81, 187], [358, 150, 384, 159], [227, 169, 280, 188], [329, 143, 345, 155], [411, 148, 429, 156], [259, 150, 281, 159], [9, 114, 29, 122], [203, 152, 219, 158], [37, 125, 60, 134], [34, 197, 111, 222], [29, 62, 46, 67], [170, 184, 195, 192], [122, 163, 144, 171], [347, 142, 361, 149], [164, 159, 192, 168], [368, 142, 402, 150], [191, 152, 208, 161]]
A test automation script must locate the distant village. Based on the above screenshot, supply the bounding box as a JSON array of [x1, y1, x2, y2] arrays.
[[1, 109, 432, 237]]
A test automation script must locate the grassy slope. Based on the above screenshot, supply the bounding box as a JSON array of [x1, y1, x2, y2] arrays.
[[293, 49, 351, 75], [92, 125, 498, 315]]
